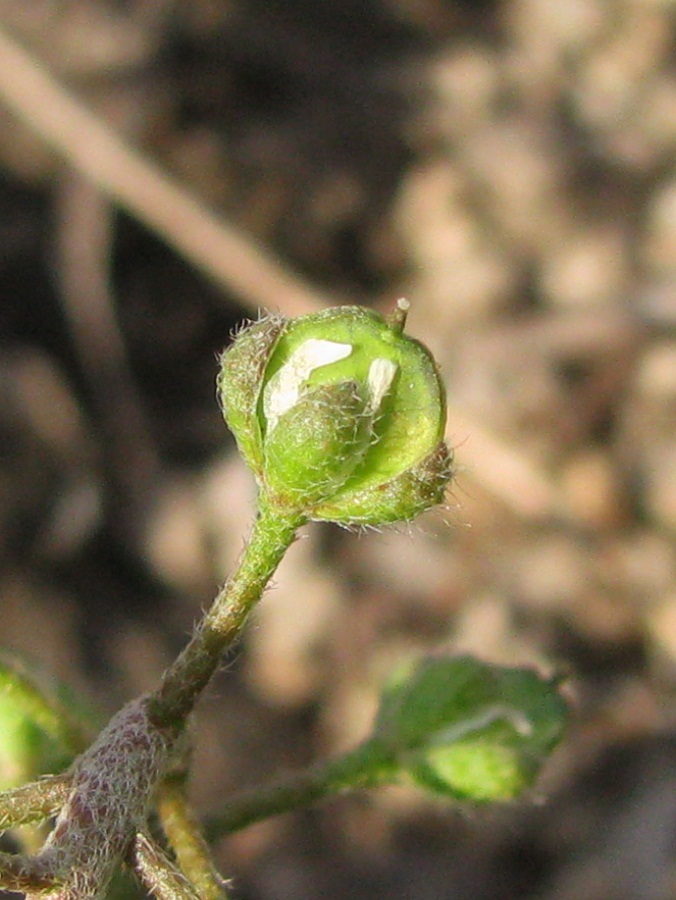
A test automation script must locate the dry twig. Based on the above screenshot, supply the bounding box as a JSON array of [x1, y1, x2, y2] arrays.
[[0, 24, 328, 318]]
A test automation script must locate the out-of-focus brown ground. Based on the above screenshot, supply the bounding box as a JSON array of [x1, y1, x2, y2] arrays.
[[0, 2, 674, 898]]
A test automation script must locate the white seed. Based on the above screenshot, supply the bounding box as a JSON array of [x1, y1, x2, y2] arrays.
[[264, 339, 352, 432], [367, 358, 397, 413]]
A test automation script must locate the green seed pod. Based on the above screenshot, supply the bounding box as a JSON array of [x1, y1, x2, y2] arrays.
[[372, 656, 568, 802], [217, 302, 452, 523]]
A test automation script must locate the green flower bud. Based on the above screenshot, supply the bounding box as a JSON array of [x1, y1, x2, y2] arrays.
[[217, 302, 452, 524], [372, 656, 568, 802]]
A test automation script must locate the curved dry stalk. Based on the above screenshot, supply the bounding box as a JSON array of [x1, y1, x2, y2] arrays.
[[0, 24, 328, 319]]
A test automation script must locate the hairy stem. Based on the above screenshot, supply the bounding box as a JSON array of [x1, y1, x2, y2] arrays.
[[130, 832, 202, 900], [148, 498, 305, 729], [21, 697, 177, 900], [0, 849, 60, 893], [204, 741, 388, 839], [0, 774, 71, 831]]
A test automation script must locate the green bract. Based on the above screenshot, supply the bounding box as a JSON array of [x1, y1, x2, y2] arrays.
[[218, 303, 452, 524], [0, 654, 85, 791], [372, 656, 568, 802]]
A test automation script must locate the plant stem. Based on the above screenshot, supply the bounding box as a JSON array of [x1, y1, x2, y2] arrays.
[[204, 741, 390, 839], [0, 774, 71, 831], [130, 832, 203, 900], [148, 498, 305, 729], [0, 850, 58, 893], [158, 774, 230, 900]]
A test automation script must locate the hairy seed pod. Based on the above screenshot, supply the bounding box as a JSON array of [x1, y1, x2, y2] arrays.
[[218, 302, 452, 524], [373, 656, 568, 802]]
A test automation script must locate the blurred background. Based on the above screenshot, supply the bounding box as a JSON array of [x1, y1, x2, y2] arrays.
[[0, 1, 675, 897]]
